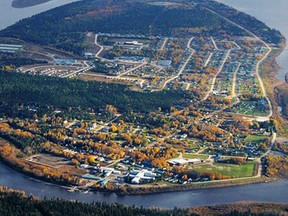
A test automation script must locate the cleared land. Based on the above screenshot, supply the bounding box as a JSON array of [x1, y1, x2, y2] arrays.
[[193, 161, 256, 178]]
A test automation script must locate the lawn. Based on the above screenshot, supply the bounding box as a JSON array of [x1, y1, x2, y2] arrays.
[[231, 101, 270, 116], [244, 135, 267, 143], [193, 161, 256, 178], [183, 154, 209, 160]]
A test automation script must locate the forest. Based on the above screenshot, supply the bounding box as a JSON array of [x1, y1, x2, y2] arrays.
[[0, 188, 190, 216], [0, 0, 254, 54], [0, 71, 188, 114], [263, 154, 288, 178], [0, 54, 47, 69]]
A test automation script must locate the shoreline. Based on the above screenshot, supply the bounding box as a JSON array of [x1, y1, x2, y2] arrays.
[[0, 149, 280, 196], [115, 177, 277, 195], [1, 186, 288, 214], [271, 40, 288, 122], [12, 0, 52, 8], [260, 39, 288, 129], [0, 41, 284, 196]]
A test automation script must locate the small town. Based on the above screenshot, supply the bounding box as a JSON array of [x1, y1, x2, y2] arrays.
[[0, 30, 279, 191], [1, 0, 288, 214]]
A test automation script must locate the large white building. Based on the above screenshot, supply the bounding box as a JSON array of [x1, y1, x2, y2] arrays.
[[168, 158, 201, 166], [129, 169, 157, 184]]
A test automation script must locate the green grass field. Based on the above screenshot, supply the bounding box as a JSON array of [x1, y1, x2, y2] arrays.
[[193, 161, 255, 178], [231, 101, 270, 116], [244, 135, 267, 143], [183, 154, 209, 160]]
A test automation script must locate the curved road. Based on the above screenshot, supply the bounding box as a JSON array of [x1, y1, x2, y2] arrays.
[[202, 49, 231, 100], [205, 7, 273, 121], [161, 37, 195, 90]]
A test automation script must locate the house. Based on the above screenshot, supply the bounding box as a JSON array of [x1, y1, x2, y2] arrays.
[[82, 174, 101, 181], [84, 52, 94, 59], [55, 59, 77, 65], [80, 164, 89, 169], [88, 123, 97, 130], [101, 127, 109, 133], [97, 157, 105, 162], [99, 179, 108, 187], [157, 60, 172, 68]]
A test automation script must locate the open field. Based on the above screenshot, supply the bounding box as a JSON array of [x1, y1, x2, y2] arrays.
[[192, 161, 256, 178], [244, 135, 268, 143], [27, 154, 71, 168], [230, 101, 270, 116]]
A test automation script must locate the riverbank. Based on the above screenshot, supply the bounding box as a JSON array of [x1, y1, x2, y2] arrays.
[[12, 0, 51, 8], [259, 39, 288, 135], [1, 160, 287, 208], [0, 148, 275, 196], [0, 139, 82, 188], [0, 137, 280, 196], [273, 41, 288, 122], [116, 177, 276, 195], [0, 154, 278, 196], [261, 40, 288, 136]]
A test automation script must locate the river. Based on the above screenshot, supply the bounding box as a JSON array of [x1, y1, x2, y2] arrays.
[[218, 0, 288, 81], [0, 0, 79, 30], [0, 161, 288, 208], [0, 0, 288, 208]]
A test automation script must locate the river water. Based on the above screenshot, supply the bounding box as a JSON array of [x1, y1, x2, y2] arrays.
[[0, 0, 79, 30], [0, 0, 288, 208], [218, 0, 288, 81], [0, 161, 288, 208]]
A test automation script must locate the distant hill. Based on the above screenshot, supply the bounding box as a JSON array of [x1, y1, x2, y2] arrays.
[[12, 0, 51, 8], [1, 0, 283, 54]]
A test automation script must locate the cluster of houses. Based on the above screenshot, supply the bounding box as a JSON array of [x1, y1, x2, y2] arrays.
[[0, 43, 23, 53], [114, 40, 146, 51]]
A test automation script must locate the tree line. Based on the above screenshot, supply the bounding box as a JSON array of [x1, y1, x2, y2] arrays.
[[0, 0, 262, 54], [0, 188, 191, 216], [0, 71, 187, 114], [1, 187, 286, 216]]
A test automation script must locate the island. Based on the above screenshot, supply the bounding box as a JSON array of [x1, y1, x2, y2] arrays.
[[0, 0, 287, 195], [12, 0, 51, 8]]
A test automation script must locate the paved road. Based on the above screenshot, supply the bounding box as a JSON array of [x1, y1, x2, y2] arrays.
[[205, 7, 273, 120], [94, 34, 104, 58], [203, 7, 277, 178], [204, 52, 213, 67], [211, 36, 219, 50], [230, 62, 241, 98], [160, 38, 168, 50], [62, 61, 92, 78], [203, 49, 231, 100], [116, 62, 147, 78], [161, 37, 195, 90]]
